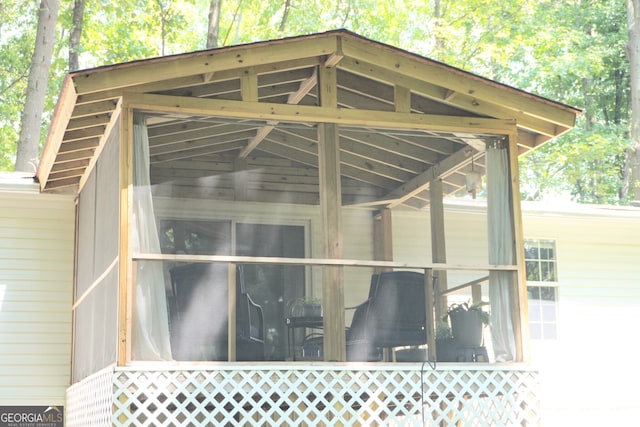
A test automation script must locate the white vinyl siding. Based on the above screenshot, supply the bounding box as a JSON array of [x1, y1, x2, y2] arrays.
[[521, 204, 640, 422], [0, 187, 74, 406]]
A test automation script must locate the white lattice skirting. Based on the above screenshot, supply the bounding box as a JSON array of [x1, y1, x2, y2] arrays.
[[66, 364, 539, 426]]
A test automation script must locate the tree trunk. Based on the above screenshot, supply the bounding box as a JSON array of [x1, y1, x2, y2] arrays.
[[207, 0, 222, 48], [433, 0, 445, 61], [627, 0, 640, 202], [15, 0, 60, 173], [69, 0, 85, 71], [279, 0, 291, 32]]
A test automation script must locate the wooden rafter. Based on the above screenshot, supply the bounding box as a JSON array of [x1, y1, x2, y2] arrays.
[[384, 145, 480, 209], [238, 68, 318, 159]]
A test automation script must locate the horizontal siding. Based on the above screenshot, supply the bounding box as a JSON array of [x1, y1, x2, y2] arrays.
[[0, 191, 74, 406], [342, 208, 376, 309], [0, 386, 70, 405]]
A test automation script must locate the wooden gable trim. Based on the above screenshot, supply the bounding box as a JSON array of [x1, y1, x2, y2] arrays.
[[37, 76, 77, 191], [72, 36, 340, 95]]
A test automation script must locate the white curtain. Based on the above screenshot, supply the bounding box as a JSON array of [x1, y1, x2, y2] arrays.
[[486, 139, 517, 362], [132, 114, 173, 360]]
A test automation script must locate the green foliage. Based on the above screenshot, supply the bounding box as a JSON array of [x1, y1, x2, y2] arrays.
[[445, 300, 490, 326], [0, 0, 39, 170], [0, 0, 635, 207], [520, 119, 631, 204]]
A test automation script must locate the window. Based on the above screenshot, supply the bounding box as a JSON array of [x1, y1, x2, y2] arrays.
[[524, 239, 558, 340]]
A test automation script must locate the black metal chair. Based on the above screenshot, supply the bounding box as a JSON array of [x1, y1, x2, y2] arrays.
[[169, 263, 264, 361], [346, 271, 427, 361]]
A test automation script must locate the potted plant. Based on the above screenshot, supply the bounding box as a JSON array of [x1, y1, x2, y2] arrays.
[[444, 300, 489, 348], [289, 297, 323, 318]]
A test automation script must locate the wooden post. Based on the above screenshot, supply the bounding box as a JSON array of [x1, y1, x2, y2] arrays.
[[318, 122, 345, 362], [506, 131, 530, 363], [425, 268, 436, 361], [118, 105, 133, 366], [228, 263, 237, 361], [429, 179, 448, 320], [318, 63, 345, 361], [373, 208, 393, 273]]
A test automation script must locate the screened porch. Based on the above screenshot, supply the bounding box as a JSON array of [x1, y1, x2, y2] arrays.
[[36, 30, 579, 425]]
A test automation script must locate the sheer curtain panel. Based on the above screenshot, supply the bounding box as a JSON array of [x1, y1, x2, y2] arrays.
[[132, 114, 172, 360], [486, 139, 517, 362]]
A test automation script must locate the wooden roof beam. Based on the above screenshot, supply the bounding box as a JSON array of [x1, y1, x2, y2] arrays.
[[127, 93, 518, 135]]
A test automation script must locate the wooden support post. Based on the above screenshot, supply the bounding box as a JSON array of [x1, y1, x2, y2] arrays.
[[506, 131, 530, 363], [429, 179, 448, 320], [318, 63, 345, 361], [373, 208, 393, 273], [425, 268, 436, 361], [318, 122, 345, 362], [117, 106, 133, 366], [228, 263, 237, 361]]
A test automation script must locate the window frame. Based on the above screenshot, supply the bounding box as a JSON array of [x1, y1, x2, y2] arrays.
[[524, 239, 559, 341]]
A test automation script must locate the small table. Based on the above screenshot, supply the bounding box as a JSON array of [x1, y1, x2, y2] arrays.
[[286, 316, 323, 360]]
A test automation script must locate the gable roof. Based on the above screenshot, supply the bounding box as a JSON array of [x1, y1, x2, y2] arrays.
[[37, 29, 580, 207]]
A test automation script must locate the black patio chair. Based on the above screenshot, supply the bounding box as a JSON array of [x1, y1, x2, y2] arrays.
[[346, 271, 427, 361], [169, 263, 264, 361]]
